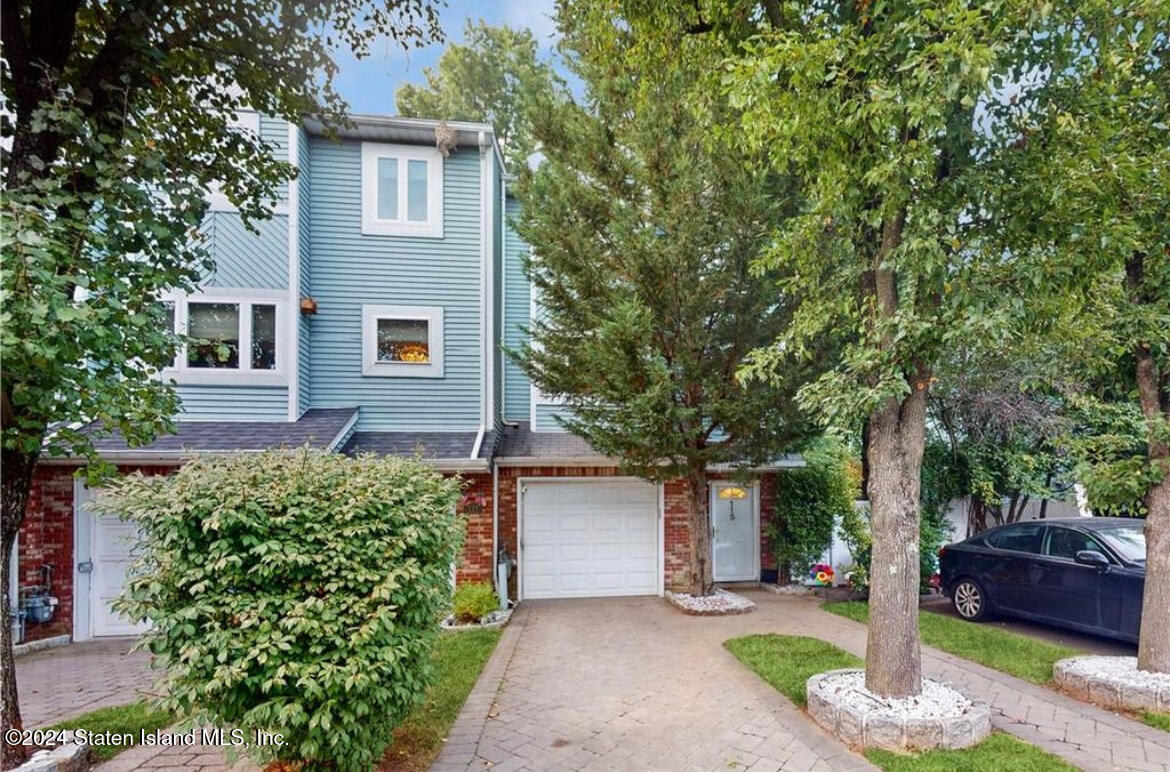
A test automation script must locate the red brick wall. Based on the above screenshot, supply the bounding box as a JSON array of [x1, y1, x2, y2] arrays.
[[759, 472, 777, 572], [453, 472, 494, 585], [17, 464, 174, 642]]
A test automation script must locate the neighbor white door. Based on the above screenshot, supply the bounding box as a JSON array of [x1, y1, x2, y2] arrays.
[[711, 483, 758, 582], [521, 479, 659, 599], [77, 486, 150, 637]]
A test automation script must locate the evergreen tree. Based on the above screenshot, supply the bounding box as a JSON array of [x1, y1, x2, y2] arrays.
[[513, 3, 820, 597]]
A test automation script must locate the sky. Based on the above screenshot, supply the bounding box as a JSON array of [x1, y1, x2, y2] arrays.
[[332, 0, 563, 116]]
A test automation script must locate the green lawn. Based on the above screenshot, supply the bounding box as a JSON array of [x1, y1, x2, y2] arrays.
[[726, 634, 1077, 772], [865, 731, 1078, 771], [724, 634, 862, 706], [822, 601, 1080, 684], [1141, 711, 1170, 732], [46, 701, 174, 761], [381, 627, 502, 771]]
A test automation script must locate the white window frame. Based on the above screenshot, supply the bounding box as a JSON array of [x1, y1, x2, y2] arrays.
[[208, 110, 263, 212], [361, 142, 444, 238], [362, 304, 445, 378], [161, 289, 289, 387]]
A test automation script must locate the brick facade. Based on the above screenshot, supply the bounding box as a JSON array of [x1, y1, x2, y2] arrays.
[[17, 460, 778, 641], [453, 472, 494, 585], [16, 464, 174, 642]]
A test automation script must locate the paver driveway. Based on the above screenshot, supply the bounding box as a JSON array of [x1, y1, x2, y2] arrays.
[[435, 590, 1170, 772], [433, 596, 873, 772]]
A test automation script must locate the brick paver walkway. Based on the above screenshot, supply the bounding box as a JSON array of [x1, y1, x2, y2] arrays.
[[435, 591, 1170, 772], [17, 637, 152, 727], [17, 591, 1169, 771]]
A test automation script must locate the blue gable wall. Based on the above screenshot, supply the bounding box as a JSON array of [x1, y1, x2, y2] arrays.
[[201, 213, 289, 289], [503, 197, 530, 422], [178, 116, 292, 421], [306, 136, 484, 431]]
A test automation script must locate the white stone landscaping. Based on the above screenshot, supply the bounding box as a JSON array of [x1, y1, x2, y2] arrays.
[[763, 583, 813, 596], [440, 607, 513, 631], [1054, 655, 1170, 713], [664, 588, 756, 615], [806, 669, 991, 750]]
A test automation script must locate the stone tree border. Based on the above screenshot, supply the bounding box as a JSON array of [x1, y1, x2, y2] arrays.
[[806, 669, 991, 751], [1054, 656, 1170, 713]]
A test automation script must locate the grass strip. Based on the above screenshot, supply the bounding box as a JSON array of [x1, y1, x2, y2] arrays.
[[822, 601, 1080, 684], [725, 633, 1078, 772], [380, 627, 502, 771], [46, 701, 174, 761]]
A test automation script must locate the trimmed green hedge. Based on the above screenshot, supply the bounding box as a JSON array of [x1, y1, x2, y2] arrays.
[[106, 450, 463, 771]]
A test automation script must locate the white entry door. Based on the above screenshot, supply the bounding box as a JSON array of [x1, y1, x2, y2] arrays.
[[77, 486, 150, 637], [712, 482, 758, 581], [521, 479, 659, 599]]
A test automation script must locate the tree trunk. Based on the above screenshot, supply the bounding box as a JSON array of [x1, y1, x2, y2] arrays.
[[1135, 346, 1170, 674], [686, 465, 714, 597], [864, 381, 928, 698], [1, 446, 39, 766]]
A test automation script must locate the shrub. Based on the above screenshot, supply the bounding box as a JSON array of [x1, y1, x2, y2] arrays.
[[452, 582, 498, 624], [105, 449, 463, 771], [766, 449, 855, 583]]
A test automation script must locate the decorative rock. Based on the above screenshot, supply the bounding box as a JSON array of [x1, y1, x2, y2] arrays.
[[1054, 655, 1170, 713], [763, 583, 812, 596], [664, 588, 756, 615], [13, 735, 88, 771], [440, 607, 513, 631], [805, 669, 990, 751]]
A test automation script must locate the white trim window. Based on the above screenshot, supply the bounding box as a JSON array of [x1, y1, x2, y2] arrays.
[[161, 290, 288, 386], [362, 304, 445, 378], [208, 110, 262, 212], [361, 142, 444, 238]]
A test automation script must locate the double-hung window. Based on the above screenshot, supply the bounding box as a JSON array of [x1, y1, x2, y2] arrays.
[[361, 305, 444, 378], [361, 142, 444, 237], [161, 291, 286, 386]]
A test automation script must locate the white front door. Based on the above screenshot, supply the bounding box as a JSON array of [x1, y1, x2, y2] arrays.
[[711, 483, 758, 582], [521, 479, 660, 599], [77, 486, 149, 637]]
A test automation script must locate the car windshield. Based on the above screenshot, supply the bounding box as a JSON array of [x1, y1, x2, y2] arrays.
[[1097, 524, 1146, 563]]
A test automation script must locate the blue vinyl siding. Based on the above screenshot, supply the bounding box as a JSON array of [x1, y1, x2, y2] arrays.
[[306, 137, 483, 431], [201, 213, 289, 290], [297, 126, 312, 416], [534, 403, 572, 432], [503, 197, 531, 422], [261, 116, 290, 200], [177, 384, 289, 421]]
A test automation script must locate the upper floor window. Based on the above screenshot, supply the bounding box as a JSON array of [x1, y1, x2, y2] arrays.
[[161, 291, 287, 386], [361, 142, 444, 238], [361, 304, 444, 378]]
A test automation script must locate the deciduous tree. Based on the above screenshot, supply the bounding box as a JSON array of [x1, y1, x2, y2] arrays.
[[0, 1, 440, 760], [991, 1, 1169, 672], [396, 20, 568, 165], [711, 0, 1118, 697]]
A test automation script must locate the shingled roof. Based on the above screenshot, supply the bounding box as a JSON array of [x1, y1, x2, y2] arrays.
[[79, 408, 357, 459]]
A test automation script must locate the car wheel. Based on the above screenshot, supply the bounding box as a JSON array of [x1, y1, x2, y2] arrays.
[[952, 578, 990, 621]]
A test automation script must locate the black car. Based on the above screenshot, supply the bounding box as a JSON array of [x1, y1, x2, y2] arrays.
[[939, 517, 1146, 642]]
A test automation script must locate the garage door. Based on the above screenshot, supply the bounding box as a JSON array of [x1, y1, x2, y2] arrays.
[[521, 480, 659, 599], [77, 485, 150, 637]]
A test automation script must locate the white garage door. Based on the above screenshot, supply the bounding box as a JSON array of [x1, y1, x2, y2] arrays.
[[77, 486, 150, 637], [521, 480, 659, 599]]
